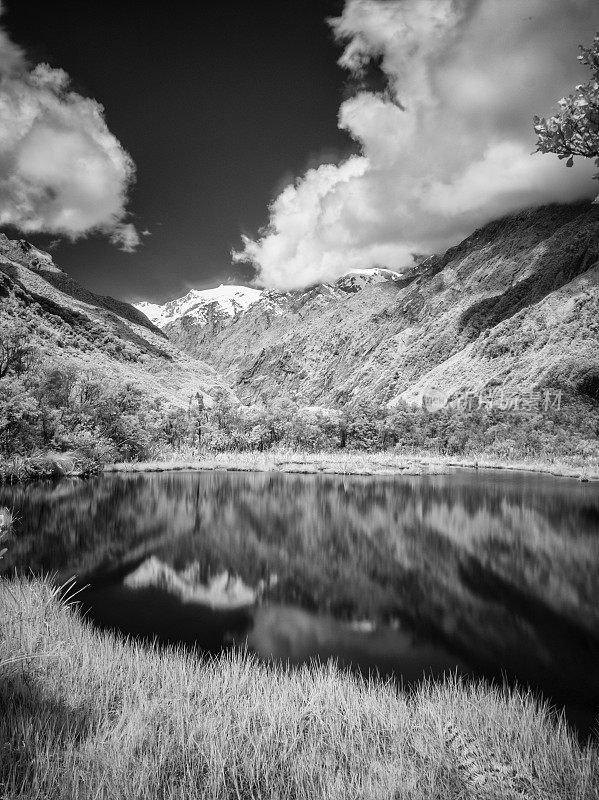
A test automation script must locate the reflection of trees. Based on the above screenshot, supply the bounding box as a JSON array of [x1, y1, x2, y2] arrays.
[[2, 470, 599, 708], [0, 475, 197, 579]]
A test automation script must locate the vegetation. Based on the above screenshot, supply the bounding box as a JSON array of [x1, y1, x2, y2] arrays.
[[0, 312, 206, 478], [1, 576, 597, 800], [2, 308, 599, 481], [105, 448, 599, 481], [534, 32, 599, 197], [184, 394, 599, 464]]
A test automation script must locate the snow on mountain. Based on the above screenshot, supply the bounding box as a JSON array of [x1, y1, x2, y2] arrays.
[[136, 270, 405, 331], [136, 285, 262, 329], [334, 268, 405, 293]]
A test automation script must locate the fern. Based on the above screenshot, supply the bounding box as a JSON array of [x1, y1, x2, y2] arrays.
[[444, 721, 534, 798]]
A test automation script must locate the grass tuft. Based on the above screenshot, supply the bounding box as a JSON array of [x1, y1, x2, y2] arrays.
[[1, 576, 597, 799]]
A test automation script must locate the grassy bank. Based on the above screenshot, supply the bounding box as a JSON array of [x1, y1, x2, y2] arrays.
[[1, 577, 597, 799], [0, 452, 102, 484], [104, 447, 599, 480]]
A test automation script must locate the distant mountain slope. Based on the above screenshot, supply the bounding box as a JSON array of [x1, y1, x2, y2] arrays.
[[148, 202, 599, 407], [0, 236, 234, 407], [139, 268, 413, 388]]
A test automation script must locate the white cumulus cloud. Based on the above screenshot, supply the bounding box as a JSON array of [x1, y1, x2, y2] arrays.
[[0, 3, 140, 249], [235, 0, 599, 289]]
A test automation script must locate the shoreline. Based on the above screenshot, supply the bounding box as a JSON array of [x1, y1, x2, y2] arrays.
[[3, 450, 597, 485], [104, 450, 599, 481]]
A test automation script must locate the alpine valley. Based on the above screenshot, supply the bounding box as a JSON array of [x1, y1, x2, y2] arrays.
[[2, 199, 598, 460], [135, 201, 599, 411]]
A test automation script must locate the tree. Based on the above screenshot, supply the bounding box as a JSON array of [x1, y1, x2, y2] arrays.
[[534, 33, 599, 200], [0, 319, 36, 378]]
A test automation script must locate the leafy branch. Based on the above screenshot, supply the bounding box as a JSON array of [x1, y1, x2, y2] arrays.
[[533, 33, 599, 198]]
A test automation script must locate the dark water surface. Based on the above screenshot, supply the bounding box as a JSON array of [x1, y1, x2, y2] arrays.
[[2, 468, 599, 737]]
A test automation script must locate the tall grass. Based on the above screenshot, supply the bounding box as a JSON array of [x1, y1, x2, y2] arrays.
[[1, 576, 597, 799], [104, 446, 599, 480]]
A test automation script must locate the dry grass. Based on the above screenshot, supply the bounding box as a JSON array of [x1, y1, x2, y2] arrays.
[[104, 446, 599, 480], [1, 576, 597, 799]]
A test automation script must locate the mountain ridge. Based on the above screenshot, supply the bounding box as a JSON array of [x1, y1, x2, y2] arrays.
[[138, 202, 599, 409], [0, 237, 234, 407], [134, 268, 407, 329], [2, 201, 598, 415]]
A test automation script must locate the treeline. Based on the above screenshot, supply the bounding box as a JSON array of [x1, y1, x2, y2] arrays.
[[195, 393, 599, 461], [2, 317, 599, 470]]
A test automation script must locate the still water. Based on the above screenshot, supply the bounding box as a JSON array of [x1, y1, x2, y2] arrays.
[[2, 468, 599, 736]]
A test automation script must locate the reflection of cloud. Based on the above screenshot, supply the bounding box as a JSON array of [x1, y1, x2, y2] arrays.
[[235, 0, 598, 289], [0, 3, 139, 249], [124, 556, 256, 609], [246, 604, 464, 681]]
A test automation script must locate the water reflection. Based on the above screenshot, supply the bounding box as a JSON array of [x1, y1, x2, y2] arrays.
[[2, 469, 599, 735]]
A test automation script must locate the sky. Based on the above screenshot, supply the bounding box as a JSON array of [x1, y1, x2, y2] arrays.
[[0, 0, 352, 300], [0, 0, 598, 301]]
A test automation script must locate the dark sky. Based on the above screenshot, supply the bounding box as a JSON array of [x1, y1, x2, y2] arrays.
[[3, 0, 355, 302]]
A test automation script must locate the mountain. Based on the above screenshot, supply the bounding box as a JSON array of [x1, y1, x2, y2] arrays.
[[7, 200, 598, 415], [333, 267, 407, 293], [0, 235, 233, 406], [137, 202, 599, 408], [135, 270, 407, 332], [136, 268, 413, 388], [136, 284, 262, 328]]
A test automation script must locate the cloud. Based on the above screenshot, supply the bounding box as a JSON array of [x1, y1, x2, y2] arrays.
[[110, 222, 141, 253], [235, 0, 599, 289], [0, 3, 140, 249]]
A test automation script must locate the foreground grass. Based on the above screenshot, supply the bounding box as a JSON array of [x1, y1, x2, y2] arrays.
[[1, 578, 597, 799], [105, 446, 599, 480]]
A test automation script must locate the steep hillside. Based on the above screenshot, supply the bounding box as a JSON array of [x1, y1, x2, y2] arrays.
[[0, 236, 233, 407], [148, 202, 599, 408]]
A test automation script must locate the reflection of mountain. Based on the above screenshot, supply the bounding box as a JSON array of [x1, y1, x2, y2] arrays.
[[3, 469, 599, 730], [123, 556, 256, 609], [78, 580, 253, 654]]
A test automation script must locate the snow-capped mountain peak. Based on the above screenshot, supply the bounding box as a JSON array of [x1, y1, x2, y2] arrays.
[[333, 267, 404, 293], [135, 269, 403, 330], [136, 284, 262, 328]]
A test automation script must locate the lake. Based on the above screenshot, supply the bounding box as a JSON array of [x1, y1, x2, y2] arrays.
[[2, 468, 599, 738]]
